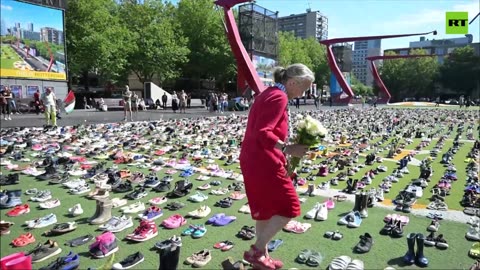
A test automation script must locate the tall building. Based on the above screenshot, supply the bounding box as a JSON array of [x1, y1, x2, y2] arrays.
[[352, 39, 381, 86], [0, 19, 6, 36], [278, 9, 328, 41], [28, 23, 34, 32], [384, 34, 479, 64], [21, 29, 41, 41], [40, 27, 63, 45], [14, 22, 20, 31]]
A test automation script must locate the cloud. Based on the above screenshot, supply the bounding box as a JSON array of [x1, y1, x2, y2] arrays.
[[1, 4, 13, 11], [382, 1, 479, 29]]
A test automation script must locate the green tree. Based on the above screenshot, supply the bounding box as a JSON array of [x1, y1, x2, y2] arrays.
[[350, 73, 373, 97], [118, 0, 190, 84], [439, 46, 480, 98], [302, 37, 329, 87], [176, 0, 236, 86], [379, 49, 439, 101], [66, 0, 132, 87]]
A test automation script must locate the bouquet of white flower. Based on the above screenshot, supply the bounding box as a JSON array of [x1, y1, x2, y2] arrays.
[[287, 115, 328, 176]]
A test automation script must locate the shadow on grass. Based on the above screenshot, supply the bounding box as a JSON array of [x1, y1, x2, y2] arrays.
[[387, 256, 410, 268]]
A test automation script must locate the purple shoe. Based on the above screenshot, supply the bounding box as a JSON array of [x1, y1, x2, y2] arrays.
[[206, 213, 225, 224], [213, 215, 236, 226]]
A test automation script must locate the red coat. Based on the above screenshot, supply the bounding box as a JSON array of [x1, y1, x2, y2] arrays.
[[240, 86, 301, 220]]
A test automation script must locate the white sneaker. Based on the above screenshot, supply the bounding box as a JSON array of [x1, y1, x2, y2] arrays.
[[7, 116, 11, 120], [112, 198, 128, 208], [315, 204, 328, 221], [121, 202, 145, 214], [305, 202, 321, 219], [68, 204, 83, 216], [188, 205, 211, 218], [238, 204, 251, 214], [39, 199, 61, 209]]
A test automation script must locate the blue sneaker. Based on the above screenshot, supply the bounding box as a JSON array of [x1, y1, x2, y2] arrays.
[[144, 177, 160, 188]]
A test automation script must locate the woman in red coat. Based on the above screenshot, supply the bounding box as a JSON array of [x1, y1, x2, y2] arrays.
[[240, 64, 315, 269]]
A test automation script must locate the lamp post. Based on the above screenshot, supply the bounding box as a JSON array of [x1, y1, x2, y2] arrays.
[[320, 30, 437, 105], [366, 54, 436, 104]]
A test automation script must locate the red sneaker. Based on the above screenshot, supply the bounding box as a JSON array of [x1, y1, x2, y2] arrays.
[[243, 245, 275, 270], [7, 204, 30, 217]]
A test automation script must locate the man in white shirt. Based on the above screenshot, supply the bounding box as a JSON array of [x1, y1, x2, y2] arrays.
[[41, 87, 57, 126]]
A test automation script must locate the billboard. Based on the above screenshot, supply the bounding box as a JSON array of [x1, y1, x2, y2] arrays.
[[0, 0, 66, 81], [252, 54, 276, 86]]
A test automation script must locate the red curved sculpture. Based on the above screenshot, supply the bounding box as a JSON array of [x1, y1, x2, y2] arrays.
[[366, 55, 435, 103], [215, 0, 265, 95], [320, 30, 436, 105]]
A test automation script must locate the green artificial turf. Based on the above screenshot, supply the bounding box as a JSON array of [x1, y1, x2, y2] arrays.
[[0, 111, 478, 269]]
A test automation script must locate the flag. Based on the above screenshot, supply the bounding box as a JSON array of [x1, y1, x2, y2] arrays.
[[63, 91, 75, 114]]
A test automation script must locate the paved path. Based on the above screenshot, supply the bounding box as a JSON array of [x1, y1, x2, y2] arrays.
[[0, 104, 352, 129]]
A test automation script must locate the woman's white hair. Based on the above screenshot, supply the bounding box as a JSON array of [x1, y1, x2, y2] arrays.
[[273, 63, 315, 84]]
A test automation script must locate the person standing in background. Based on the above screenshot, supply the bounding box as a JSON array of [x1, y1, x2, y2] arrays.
[[33, 89, 41, 114], [131, 92, 139, 118], [162, 93, 168, 109], [171, 91, 179, 113], [41, 87, 57, 126], [187, 93, 192, 108], [123, 85, 133, 121], [2, 87, 13, 120], [178, 90, 187, 113]]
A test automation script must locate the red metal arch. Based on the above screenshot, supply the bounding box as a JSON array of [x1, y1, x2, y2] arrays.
[[319, 31, 436, 105], [215, 0, 265, 95], [366, 55, 436, 103]]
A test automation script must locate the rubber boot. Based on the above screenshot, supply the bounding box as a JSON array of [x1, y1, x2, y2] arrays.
[[351, 179, 358, 194], [159, 245, 181, 270], [403, 233, 416, 265], [87, 199, 102, 222], [415, 233, 429, 267], [4, 255, 32, 270], [353, 193, 361, 212], [359, 193, 368, 218], [0, 252, 25, 269], [344, 179, 353, 194], [90, 199, 112, 225]]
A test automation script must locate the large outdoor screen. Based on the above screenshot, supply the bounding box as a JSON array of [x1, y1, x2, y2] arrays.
[[0, 0, 66, 80], [252, 54, 276, 86]]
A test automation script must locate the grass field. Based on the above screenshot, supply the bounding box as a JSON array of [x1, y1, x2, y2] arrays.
[[0, 112, 478, 269], [0, 44, 22, 69]]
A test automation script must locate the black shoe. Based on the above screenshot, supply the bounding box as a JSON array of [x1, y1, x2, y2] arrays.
[[112, 252, 144, 269], [0, 174, 19, 185], [354, 233, 373, 253], [113, 182, 133, 193], [153, 181, 171, 192], [65, 234, 94, 247], [27, 240, 62, 263]]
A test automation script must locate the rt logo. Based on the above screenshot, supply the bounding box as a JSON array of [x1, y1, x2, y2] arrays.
[[446, 12, 468, 34]]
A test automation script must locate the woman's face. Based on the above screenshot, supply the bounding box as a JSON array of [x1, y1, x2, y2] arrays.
[[286, 78, 312, 99]]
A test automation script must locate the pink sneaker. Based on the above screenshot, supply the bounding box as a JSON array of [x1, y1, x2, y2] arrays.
[[126, 220, 158, 242], [162, 214, 187, 229], [324, 198, 335, 210]]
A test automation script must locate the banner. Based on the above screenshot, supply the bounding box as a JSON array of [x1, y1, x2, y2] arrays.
[[27, 85, 39, 96], [10, 85, 22, 98], [0, 0, 66, 81]]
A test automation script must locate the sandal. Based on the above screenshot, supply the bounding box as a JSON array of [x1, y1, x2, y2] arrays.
[[306, 251, 323, 267], [328, 255, 352, 270], [296, 249, 312, 264], [11, 233, 35, 247], [469, 242, 480, 259]]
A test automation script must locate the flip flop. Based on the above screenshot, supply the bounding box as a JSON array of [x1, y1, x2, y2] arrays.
[[328, 255, 352, 270], [267, 239, 283, 252]]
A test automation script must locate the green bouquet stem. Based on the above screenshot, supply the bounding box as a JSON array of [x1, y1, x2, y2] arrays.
[[287, 156, 301, 176]]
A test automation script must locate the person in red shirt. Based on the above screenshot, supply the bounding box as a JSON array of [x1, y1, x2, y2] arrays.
[[33, 89, 41, 115], [239, 63, 315, 270]]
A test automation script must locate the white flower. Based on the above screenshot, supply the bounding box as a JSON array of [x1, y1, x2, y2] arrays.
[[305, 117, 328, 136], [297, 120, 306, 129], [296, 114, 304, 119]]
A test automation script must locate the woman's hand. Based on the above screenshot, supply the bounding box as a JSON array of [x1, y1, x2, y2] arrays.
[[285, 144, 309, 158]]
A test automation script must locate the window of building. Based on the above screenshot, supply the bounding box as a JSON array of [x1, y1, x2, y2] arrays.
[[436, 48, 444, 55]]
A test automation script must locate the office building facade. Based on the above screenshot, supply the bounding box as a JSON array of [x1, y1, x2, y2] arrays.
[[40, 27, 64, 45], [278, 9, 328, 41], [384, 34, 479, 64], [352, 39, 381, 86]]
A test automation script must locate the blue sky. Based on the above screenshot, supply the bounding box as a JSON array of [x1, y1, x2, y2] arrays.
[[172, 0, 479, 51], [1, 0, 64, 32], [252, 0, 479, 50]]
